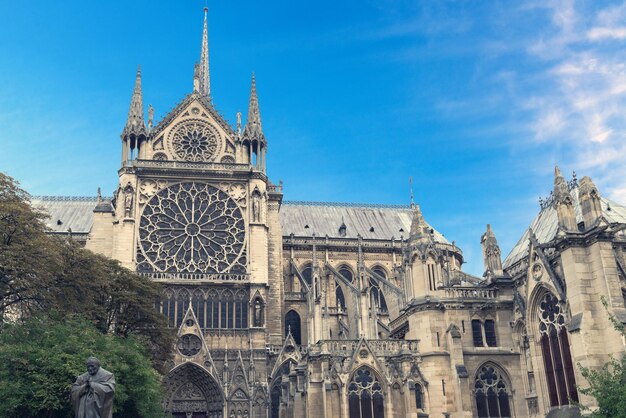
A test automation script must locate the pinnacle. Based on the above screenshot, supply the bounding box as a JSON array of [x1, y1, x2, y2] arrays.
[[242, 73, 266, 143], [122, 65, 146, 138]]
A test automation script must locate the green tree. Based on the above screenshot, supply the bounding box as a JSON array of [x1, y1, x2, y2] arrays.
[[0, 314, 168, 418], [0, 172, 174, 372], [578, 298, 626, 417], [0, 172, 62, 315]]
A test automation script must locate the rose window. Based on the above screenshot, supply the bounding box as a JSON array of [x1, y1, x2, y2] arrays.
[[138, 182, 246, 274], [171, 120, 219, 162]]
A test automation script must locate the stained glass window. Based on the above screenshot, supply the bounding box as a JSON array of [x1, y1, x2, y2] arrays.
[[538, 293, 578, 406], [474, 365, 511, 418], [138, 182, 246, 274], [485, 320, 497, 347], [472, 319, 484, 347], [348, 368, 385, 418]]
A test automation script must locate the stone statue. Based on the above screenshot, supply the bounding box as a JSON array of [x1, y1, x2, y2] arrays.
[[124, 188, 134, 218], [252, 191, 261, 222], [70, 357, 115, 418], [254, 298, 263, 327]]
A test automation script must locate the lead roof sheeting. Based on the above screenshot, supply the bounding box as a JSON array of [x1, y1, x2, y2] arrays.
[[31, 197, 99, 233], [280, 202, 450, 243], [503, 188, 626, 269], [31, 197, 451, 244]]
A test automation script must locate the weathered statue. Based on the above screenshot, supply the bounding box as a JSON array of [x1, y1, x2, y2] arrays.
[[252, 191, 261, 222], [70, 357, 115, 418]]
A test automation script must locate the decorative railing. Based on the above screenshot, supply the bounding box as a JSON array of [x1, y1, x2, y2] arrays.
[[140, 272, 249, 282], [314, 339, 419, 356], [285, 291, 307, 301], [443, 287, 498, 300], [268, 183, 283, 193], [129, 159, 251, 171]]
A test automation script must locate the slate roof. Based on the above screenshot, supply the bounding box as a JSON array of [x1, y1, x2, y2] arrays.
[[31, 197, 451, 244], [280, 201, 450, 243], [31, 196, 101, 234], [503, 187, 626, 269]]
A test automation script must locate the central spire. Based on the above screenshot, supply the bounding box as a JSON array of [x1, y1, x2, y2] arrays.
[[198, 6, 210, 97]]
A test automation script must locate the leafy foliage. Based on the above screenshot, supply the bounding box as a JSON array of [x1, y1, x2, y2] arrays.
[[0, 172, 174, 372], [0, 172, 176, 416], [0, 314, 168, 418], [577, 297, 626, 417]]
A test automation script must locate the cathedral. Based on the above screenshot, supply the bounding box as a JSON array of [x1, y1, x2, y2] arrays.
[[32, 8, 626, 418]]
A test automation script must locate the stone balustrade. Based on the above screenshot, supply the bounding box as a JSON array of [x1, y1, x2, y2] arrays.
[[443, 287, 498, 300], [312, 339, 419, 356], [140, 272, 249, 282]]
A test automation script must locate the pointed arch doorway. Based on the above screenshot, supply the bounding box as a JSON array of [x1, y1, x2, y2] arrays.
[[164, 363, 225, 418]]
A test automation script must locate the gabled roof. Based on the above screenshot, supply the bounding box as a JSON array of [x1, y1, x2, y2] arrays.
[[151, 92, 236, 138], [31, 196, 100, 234], [503, 187, 626, 269], [31, 197, 452, 245], [280, 201, 450, 244]]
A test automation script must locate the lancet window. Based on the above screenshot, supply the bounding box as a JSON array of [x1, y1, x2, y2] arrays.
[[414, 384, 424, 409], [157, 287, 249, 330], [538, 293, 578, 406], [370, 267, 388, 314], [336, 282, 347, 312], [472, 318, 497, 347], [301, 264, 313, 286], [285, 310, 302, 345], [348, 368, 385, 418], [473, 364, 511, 418]]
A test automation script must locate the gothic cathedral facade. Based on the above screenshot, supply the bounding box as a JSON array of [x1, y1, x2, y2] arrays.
[[33, 8, 626, 418]]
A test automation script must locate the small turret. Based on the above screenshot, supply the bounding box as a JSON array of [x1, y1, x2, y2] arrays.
[[121, 66, 147, 163], [579, 176, 602, 229], [242, 74, 267, 170], [553, 166, 577, 232], [481, 224, 503, 277]]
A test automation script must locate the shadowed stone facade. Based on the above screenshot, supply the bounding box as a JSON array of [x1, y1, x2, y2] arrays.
[[31, 8, 626, 418]]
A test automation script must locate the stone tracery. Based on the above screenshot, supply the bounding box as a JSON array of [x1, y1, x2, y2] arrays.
[[137, 182, 246, 274], [171, 120, 220, 162]]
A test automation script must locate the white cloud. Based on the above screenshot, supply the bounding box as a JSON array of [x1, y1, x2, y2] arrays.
[[520, 1, 626, 199], [588, 27, 626, 40]]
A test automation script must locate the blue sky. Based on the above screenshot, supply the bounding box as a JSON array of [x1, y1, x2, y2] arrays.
[[2, 1, 626, 275]]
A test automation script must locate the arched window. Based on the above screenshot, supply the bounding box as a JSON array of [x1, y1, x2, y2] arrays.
[[221, 289, 233, 329], [484, 319, 497, 347], [474, 364, 511, 418], [162, 289, 176, 327], [348, 368, 385, 418], [207, 289, 219, 329], [234, 289, 248, 329], [336, 282, 346, 312], [538, 293, 578, 406], [338, 265, 354, 283], [285, 310, 301, 345], [177, 289, 190, 327], [370, 267, 388, 313], [270, 383, 281, 418], [472, 319, 484, 347], [301, 264, 313, 286], [372, 266, 387, 280], [192, 290, 205, 329], [414, 384, 424, 409]]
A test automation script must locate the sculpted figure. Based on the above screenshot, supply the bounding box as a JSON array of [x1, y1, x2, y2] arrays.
[[71, 357, 115, 418], [124, 189, 134, 217], [252, 191, 260, 222]]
